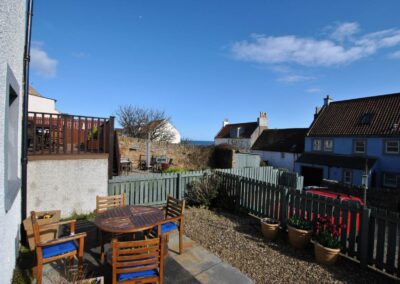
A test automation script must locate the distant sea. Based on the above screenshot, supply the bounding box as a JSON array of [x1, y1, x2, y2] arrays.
[[187, 140, 214, 146]]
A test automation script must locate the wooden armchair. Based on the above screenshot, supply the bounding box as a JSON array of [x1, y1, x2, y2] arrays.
[[31, 211, 86, 284], [109, 237, 164, 284], [96, 193, 126, 214], [152, 195, 185, 254]]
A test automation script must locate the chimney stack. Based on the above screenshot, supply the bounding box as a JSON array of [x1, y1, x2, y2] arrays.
[[324, 95, 333, 107], [223, 118, 229, 127], [314, 107, 322, 119], [257, 112, 268, 127]]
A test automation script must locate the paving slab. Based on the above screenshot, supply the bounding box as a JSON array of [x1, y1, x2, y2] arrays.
[[195, 261, 254, 284]]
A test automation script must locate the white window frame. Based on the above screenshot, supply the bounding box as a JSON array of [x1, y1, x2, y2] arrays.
[[385, 140, 399, 154], [383, 173, 398, 188], [354, 140, 366, 154], [324, 139, 333, 152], [343, 169, 352, 185], [313, 139, 322, 151]]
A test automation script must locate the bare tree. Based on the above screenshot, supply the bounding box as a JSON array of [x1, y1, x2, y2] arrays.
[[116, 105, 176, 142]]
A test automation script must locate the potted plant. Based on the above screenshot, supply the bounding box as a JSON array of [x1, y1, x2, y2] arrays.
[[313, 216, 344, 265], [287, 215, 313, 249], [260, 217, 280, 240]]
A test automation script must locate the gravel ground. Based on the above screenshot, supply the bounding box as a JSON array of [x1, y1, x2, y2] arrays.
[[184, 207, 398, 284]]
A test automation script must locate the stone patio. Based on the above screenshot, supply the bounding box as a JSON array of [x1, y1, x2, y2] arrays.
[[36, 220, 253, 284]]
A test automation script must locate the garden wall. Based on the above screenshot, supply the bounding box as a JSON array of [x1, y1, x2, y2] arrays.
[[118, 135, 213, 170], [27, 154, 108, 217]]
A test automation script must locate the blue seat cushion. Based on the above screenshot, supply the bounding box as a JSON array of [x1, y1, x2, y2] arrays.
[[118, 268, 158, 281], [42, 240, 77, 259], [152, 222, 178, 235]]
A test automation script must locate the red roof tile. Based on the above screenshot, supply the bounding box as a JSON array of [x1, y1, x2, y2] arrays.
[[308, 93, 400, 137]]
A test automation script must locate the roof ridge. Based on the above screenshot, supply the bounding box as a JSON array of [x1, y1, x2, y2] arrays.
[[330, 92, 400, 104]]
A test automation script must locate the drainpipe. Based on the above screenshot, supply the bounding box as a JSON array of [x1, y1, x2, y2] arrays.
[[21, 0, 34, 224]]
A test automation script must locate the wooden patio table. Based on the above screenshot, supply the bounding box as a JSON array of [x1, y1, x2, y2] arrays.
[[94, 205, 165, 262]]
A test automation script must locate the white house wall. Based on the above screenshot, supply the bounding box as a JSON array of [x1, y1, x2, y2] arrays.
[[252, 150, 299, 171], [0, 0, 26, 281], [28, 94, 59, 114]]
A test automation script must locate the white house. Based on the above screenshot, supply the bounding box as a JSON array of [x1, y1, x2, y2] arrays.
[[28, 86, 59, 114], [147, 119, 181, 144], [251, 128, 307, 171], [0, 0, 27, 281], [214, 112, 268, 151]]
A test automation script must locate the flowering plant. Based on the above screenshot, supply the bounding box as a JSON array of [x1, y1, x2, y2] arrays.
[[314, 216, 345, 249], [287, 215, 312, 230]]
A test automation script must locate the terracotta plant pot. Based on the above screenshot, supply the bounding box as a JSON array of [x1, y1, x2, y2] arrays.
[[287, 225, 312, 249], [314, 242, 340, 265], [261, 218, 280, 240]]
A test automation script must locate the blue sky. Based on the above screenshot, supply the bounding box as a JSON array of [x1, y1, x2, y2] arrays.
[[30, 0, 400, 140]]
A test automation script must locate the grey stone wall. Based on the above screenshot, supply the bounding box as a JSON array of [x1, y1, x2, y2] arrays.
[[27, 156, 109, 217]]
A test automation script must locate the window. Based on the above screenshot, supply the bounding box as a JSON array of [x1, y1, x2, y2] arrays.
[[359, 113, 374, 125], [324, 139, 333, 151], [383, 173, 398, 188], [343, 169, 352, 185], [354, 140, 366, 154], [385, 140, 399, 154], [313, 139, 322, 151]]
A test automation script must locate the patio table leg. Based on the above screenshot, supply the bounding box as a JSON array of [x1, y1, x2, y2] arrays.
[[163, 235, 169, 259], [100, 231, 105, 263]]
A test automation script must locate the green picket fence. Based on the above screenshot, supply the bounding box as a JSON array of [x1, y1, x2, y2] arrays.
[[217, 171, 400, 279], [216, 166, 303, 189]]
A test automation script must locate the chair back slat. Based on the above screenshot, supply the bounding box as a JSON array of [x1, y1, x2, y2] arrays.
[[166, 195, 185, 218], [96, 193, 126, 214], [112, 238, 164, 283]]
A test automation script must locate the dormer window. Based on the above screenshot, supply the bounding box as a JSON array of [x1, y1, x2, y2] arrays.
[[359, 113, 374, 125]]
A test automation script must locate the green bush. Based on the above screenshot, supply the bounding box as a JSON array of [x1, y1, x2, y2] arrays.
[[287, 215, 312, 230], [185, 175, 221, 207], [162, 167, 187, 173]]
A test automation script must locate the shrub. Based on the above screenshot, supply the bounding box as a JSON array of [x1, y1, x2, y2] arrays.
[[287, 215, 312, 230], [314, 216, 345, 249], [185, 174, 221, 207]]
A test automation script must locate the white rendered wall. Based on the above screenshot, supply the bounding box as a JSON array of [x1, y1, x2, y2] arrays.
[[252, 150, 299, 172], [0, 0, 26, 282], [27, 156, 109, 217], [28, 94, 59, 114], [215, 138, 252, 150]]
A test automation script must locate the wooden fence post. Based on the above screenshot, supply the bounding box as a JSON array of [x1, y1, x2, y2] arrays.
[[176, 173, 181, 199], [108, 116, 115, 179], [280, 187, 289, 227], [235, 176, 242, 213], [358, 207, 371, 269]]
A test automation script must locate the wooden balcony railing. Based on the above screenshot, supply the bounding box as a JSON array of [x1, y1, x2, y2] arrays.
[[28, 112, 115, 177]]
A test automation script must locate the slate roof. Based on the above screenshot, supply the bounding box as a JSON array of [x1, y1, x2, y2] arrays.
[[29, 85, 57, 101], [308, 93, 400, 137], [296, 153, 376, 170], [252, 128, 307, 153], [215, 122, 259, 139]]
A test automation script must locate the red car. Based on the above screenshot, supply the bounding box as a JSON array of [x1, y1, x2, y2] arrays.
[[302, 188, 364, 234]]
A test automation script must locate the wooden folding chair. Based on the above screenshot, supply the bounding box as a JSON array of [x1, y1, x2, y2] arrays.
[[31, 211, 86, 284], [96, 193, 126, 214], [109, 237, 164, 284], [152, 195, 185, 254], [96, 193, 127, 262]]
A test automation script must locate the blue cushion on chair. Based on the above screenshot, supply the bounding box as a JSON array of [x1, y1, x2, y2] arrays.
[[152, 222, 178, 235], [42, 240, 77, 259], [118, 268, 158, 281]]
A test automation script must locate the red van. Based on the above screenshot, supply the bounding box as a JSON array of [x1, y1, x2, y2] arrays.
[[303, 188, 364, 234]]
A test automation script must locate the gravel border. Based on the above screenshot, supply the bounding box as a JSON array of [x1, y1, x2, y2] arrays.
[[184, 207, 398, 284]]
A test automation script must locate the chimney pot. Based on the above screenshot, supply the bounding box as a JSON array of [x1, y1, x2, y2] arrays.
[[223, 119, 229, 127], [258, 112, 268, 127], [324, 95, 333, 107]]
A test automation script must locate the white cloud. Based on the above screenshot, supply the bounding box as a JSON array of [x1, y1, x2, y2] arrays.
[[30, 44, 58, 78], [278, 74, 314, 83], [306, 87, 322, 93], [231, 23, 400, 67], [389, 50, 400, 59], [330, 22, 360, 42]]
